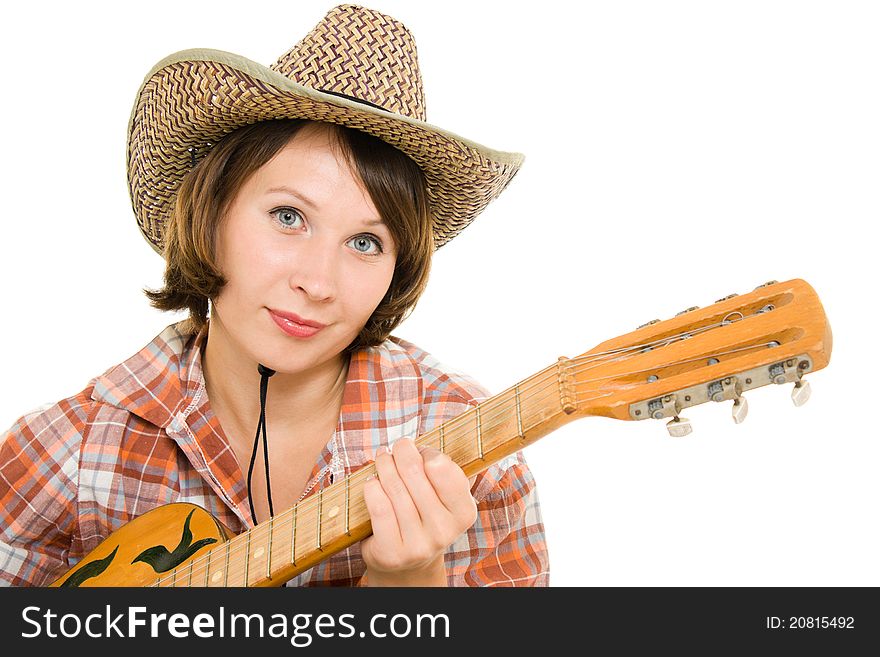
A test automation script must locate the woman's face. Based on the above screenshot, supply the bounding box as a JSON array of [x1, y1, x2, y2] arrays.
[[211, 122, 397, 375]]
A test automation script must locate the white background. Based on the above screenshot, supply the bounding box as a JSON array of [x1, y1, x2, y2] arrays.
[[2, 1, 877, 586]]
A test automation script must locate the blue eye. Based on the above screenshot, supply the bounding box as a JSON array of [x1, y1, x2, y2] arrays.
[[348, 235, 382, 255], [271, 208, 304, 229]]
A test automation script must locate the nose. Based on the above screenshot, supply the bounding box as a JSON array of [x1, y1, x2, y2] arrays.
[[287, 236, 337, 302]]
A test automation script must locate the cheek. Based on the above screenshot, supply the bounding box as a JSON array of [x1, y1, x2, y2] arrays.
[[213, 246, 264, 317], [345, 262, 395, 318], [215, 220, 280, 297]]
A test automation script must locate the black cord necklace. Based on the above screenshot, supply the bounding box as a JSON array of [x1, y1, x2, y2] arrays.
[[246, 364, 276, 524]]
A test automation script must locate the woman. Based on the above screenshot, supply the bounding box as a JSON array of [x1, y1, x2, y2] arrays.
[[0, 4, 548, 587]]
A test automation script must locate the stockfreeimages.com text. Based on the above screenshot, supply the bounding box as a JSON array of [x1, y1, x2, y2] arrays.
[[21, 605, 450, 646]]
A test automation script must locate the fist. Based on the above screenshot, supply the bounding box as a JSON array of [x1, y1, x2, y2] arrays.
[[361, 438, 478, 586]]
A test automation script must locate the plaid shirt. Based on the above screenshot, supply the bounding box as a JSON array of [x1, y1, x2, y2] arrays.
[[0, 322, 549, 587]]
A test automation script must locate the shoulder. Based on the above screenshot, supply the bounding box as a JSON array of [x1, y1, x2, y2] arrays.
[[2, 320, 196, 457], [383, 336, 490, 405], [343, 337, 488, 437], [3, 384, 97, 459], [0, 384, 99, 526], [348, 336, 489, 437]]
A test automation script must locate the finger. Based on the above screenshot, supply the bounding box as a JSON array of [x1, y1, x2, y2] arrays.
[[373, 442, 423, 533], [389, 439, 448, 527], [361, 475, 403, 557], [421, 448, 478, 524]]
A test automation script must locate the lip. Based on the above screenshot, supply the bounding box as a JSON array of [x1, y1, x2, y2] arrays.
[[268, 309, 326, 338]]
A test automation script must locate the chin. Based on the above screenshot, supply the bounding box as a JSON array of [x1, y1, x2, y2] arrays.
[[257, 338, 348, 375]]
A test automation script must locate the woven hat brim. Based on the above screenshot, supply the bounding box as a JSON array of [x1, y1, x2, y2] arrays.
[[127, 48, 525, 254]]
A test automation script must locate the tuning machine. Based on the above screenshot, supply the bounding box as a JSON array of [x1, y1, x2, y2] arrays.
[[630, 354, 815, 438], [769, 359, 812, 406], [708, 376, 748, 423], [644, 395, 693, 437]]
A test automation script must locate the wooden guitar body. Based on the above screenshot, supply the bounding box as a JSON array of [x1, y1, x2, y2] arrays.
[[51, 503, 234, 587]]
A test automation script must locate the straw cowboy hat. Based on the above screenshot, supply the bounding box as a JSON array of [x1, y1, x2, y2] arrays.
[[126, 3, 525, 254]]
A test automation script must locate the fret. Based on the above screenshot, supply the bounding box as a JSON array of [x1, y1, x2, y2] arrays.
[[243, 532, 251, 586], [515, 384, 524, 440], [316, 488, 324, 551], [204, 549, 211, 587], [439, 424, 445, 453], [187, 559, 194, 587], [266, 517, 274, 580], [223, 542, 230, 586], [345, 474, 351, 536], [291, 506, 299, 566], [476, 405, 483, 459]]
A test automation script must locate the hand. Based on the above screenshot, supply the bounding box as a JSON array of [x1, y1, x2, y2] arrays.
[[360, 438, 478, 586]]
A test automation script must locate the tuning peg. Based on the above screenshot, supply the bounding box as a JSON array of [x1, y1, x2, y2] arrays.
[[715, 293, 739, 303], [753, 280, 779, 290], [708, 376, 748, 423], [770, 359, 813, 407], [666, 416, 692, 437], [637, 318, 660, 329], [791, 379, 811, 406], [645, 395, 692, 436], [707, 377, 749, 424], [675, 306, 699, 316]]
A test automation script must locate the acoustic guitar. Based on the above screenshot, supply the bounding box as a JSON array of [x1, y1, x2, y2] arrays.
[[51, 278, 832, 587]]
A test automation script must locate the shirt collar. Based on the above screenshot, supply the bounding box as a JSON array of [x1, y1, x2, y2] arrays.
[[90, 321, 208, 430]]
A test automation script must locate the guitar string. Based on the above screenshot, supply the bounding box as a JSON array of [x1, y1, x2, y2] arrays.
[[155, 335, 780, 587], [566, 340, 783, 384], [153, 314, 779, 585]]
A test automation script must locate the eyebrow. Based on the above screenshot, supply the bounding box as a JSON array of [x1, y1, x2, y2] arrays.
[[265, 185, 385, 226]]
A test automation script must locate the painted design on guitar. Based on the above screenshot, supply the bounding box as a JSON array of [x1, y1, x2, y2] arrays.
[[59, 545, 119, 587], [131, 509, 218, 573]]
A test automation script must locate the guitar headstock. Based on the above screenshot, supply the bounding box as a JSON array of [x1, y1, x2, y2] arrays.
[[567, 279, 832, 435]]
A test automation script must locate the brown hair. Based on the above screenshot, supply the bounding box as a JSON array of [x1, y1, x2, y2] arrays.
[[144, 119, 434, 350]]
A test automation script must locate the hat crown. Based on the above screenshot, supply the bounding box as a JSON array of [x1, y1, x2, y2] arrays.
[[270, 4, 426, 121]]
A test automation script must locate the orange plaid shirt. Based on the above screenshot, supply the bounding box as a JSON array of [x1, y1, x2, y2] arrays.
[[0, 322, 549, 586]]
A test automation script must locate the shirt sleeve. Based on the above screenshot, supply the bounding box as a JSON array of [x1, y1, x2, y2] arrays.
[[0, 394, 88, 586], [445, 452, 549, 586]]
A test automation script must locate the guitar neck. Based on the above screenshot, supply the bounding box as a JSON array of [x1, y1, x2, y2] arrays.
[[161, 359, 580, 587]]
